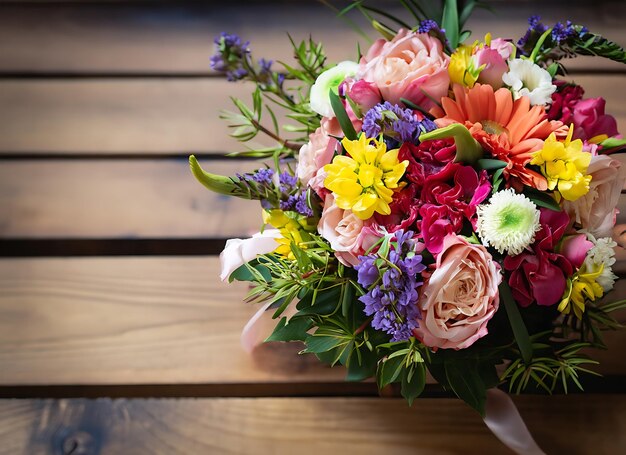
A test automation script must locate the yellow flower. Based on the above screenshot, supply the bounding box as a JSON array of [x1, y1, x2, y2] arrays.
[[323, 135, 408, 220], [530, 125, 592, 201], [263, 209, 314, 257], [449, 43, 478, 87], [558, 264, 604, 319]]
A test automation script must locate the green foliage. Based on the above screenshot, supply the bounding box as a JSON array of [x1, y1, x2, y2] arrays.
[[501, 341, 600, 394], [338, 0, 491, 50], [329, 89, 358, 140], [219, 37, 328, 158], [523, 187, 562, 212], [500, 282, 533, 365]]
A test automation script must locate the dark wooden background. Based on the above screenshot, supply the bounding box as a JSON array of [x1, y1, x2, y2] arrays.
[[0, 1, 625, 453]]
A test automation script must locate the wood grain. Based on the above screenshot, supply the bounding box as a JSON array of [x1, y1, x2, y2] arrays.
[[0, 256, 345, 387], [0, 1, 624, 74], [0, 159, 262, 239], [0, 256, 624, 388], [1, 396, 625, 455], [0, 75, 624, 155]]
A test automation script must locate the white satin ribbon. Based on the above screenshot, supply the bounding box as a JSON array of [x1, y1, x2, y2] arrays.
[[484, 388, 546, 455], [241, 310, 545, 454]]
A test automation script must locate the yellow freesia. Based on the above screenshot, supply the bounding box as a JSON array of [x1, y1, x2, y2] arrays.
[[263, 209, 314, 257], [448, 42, 483, 87], [530, 125, 592, 201], [323, 135, 408, 220], [558, 264, 604, 319]]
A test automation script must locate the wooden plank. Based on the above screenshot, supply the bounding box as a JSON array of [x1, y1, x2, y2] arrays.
[[0, 396, 625, 454], [0, 2, 624, 75], [0, 256, 624, 388], [0, 159, 263, 239], [0, 256, 344, 387], [0, 75, 624, 155]]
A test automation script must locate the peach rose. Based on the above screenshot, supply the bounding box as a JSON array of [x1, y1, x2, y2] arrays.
[[414, 235, 501, 350], [296, 124, 338, 188], [358, 29, 450, 109], [563, 154, 626, 238], [318, 194, 381, 267]]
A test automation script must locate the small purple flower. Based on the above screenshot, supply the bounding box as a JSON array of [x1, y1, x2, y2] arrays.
[[418, 20, 440, 34], [362, 102, 437, 144], [355, 230, 427, 342], [552, 21, 578, 43], [279, 172, 298, 192], [211, 32, 251, 81], [294, 192, 313, 217], [252, 168, 274, 185]]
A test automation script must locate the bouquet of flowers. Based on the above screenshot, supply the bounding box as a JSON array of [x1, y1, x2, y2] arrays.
[[193, 0, 626, 421]]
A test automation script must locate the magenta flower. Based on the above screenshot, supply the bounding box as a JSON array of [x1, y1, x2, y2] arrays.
[[504, 209, 574, 307], [572, 97, 619, 140]]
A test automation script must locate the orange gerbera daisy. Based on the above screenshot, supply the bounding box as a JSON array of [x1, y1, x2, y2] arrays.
[[433, 84, 567, 190]]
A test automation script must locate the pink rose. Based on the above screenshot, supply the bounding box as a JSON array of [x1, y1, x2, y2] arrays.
[[560, 234, 594, 269], [563, 154, 626, 238], [346, 79, 382, 113], [318, 194, 381, 267], [473, 47, 508, 89], [414, 235, 501, 350], [490, 38, 514, 60], [297, 124, 339, 190], [358, 29, 450, 109], [219, 230, 280, 281], [573, 97, 619, 140]]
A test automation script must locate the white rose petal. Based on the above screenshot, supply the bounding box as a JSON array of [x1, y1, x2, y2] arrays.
[[309, 61, 359, 117], [219, 230, 281, 281]]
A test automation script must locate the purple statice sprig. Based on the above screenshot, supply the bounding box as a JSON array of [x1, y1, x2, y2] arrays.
[[210, 32, 286, 90], [235, 168, 313, 217], [355, 230, 427, 342], [362, 102, 437, 145]]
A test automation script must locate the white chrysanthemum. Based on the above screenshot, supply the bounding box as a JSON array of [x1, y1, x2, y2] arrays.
[[583, 234, 618, 292], [309, 61, 359, 118], [502, 58, 556, 106], [476, 189, 541, 255]]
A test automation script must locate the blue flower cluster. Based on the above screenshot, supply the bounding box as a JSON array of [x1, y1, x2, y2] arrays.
[[362, 102, 437, 144], [356, 230, 426, 342], [418, 19, 441, 34]]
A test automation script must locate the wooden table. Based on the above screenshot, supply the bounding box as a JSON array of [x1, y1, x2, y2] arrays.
[[0, 1, 625, 453]]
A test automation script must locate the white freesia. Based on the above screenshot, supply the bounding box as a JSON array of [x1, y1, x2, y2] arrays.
[[583, 234, 618, 292], [219, 230, 281, 281], [476, 189, 541, 255], [309, 61, 359, 117], [502, 58, 556, 106]]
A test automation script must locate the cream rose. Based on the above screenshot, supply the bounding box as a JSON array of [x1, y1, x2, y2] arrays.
[[563, 154, 626, 238], [358, 29, 450, 109], [318, 194, 380, 267], [414, 235, 501, 350]]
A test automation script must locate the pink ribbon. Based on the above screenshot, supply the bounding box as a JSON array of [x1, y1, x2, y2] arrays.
[[484, 388, 546, 454], [241, 309, 546, 454]]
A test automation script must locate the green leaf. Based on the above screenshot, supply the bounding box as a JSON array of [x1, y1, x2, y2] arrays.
[[346, 347, 378, 382], [265, 317, 313, 342], [377, 354, 405, 389], [477, 159, 507, 170], [500, 281, 533, 365], [442, 0, 459, 49], [523, 187, 561, 211], [599, 137, 626, 153], [228, 263, 256, 283], [329, 89, 357, 140], [189, 155, 239, 196], [401, 363, 426, 406], [444, 359, 487, 416], [304, 334, 343, 354]]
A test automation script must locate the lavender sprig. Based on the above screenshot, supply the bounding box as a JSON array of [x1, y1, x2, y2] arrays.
[[362, 102, 437, 145]]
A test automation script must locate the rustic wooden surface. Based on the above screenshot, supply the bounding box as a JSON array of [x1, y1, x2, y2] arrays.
[[0, 396, 625, 455], [1, 0, 625, 453]]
